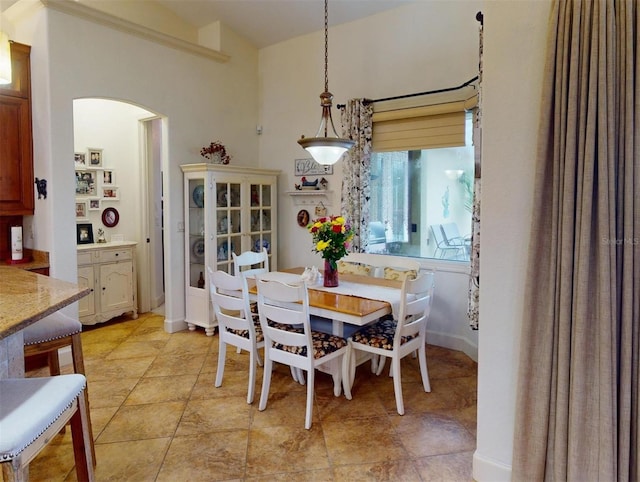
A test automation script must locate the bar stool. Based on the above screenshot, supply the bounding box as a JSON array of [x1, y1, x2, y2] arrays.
[[22, 312, 96, 465], [0, 374, 95, 481]]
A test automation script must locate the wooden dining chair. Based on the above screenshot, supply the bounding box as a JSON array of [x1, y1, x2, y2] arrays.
[[256, 276, 351, 429], [346, 271, 435, 415], [0, 374, 94, 481], [208, 267, 264, 404]]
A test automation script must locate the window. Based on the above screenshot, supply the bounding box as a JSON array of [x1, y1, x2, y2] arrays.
[[367, 113, 475, 261]]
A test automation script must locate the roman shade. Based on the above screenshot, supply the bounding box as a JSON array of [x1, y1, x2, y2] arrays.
[[372, 96, 477, 152]]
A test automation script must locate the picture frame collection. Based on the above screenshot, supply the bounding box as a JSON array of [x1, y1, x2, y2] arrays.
[[75, 148, 121, 237]]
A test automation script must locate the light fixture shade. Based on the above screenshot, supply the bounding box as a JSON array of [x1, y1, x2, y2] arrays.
[[298, 136, 353, 165], [0, 32, 11, 85]]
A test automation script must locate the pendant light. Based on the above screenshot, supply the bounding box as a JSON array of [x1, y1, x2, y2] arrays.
[[297, 0, 354, 165], [0, 11, 11, 85]]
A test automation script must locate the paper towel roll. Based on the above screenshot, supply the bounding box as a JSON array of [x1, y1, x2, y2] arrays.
[[11, 226, 23, 261]]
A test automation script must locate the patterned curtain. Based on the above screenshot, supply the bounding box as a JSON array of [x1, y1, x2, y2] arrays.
[[340, 99, 373, 253], [467, 13, 483, 331]]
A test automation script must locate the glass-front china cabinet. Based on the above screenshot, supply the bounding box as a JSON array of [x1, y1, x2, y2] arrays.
[[181, 163, 279, 335]]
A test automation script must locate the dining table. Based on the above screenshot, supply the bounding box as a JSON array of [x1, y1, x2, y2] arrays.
[[0, 266, 90, 378], [250, 267, 403, 336], [249, 267, 404, 395]]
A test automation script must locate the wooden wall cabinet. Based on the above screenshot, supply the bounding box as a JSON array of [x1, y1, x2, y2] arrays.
[[180, 163, 279, 335], [0, 42, 34, 216], [77, 242, 138, 325]]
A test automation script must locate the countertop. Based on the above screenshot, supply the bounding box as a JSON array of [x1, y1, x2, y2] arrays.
[[0, 266, 90, 340], [4, 248, 49, 271]]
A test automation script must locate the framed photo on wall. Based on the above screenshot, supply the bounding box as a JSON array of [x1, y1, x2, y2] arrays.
[[74, 152, 86, 167], [101, 187, 119, 200], [88, 198, 101, 211], [102, 170, 115, 185], [88, 148, 103, 167], [75, 170, 97, 196], [75, 200, 88, 220], [76, 223, 94, 244]]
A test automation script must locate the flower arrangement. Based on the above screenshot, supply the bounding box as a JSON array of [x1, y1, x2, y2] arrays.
[[200, 141, 231, 164], [308, 215, 355, 268]]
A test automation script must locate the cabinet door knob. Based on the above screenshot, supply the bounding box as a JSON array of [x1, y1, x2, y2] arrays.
[[115, 253, 119, 257]]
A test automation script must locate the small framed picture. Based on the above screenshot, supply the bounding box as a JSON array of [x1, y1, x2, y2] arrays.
[[88, 148, 103, 167], [74, 152, 86, 167], [88, 198, 101, 211], [75, 200, 88, 220], [295, 157, 333, 176], [76, 223, 94, 244], [101, 187, 119, 200], [75, 170, 97, 196], [102, 170, 115, 185], [102, 207, 120, 228]]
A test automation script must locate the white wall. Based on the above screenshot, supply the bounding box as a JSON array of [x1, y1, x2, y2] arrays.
[[473, 1, 551, 480], [10, 3, 260, 329], [258, 1, 481, 356], [73, 98, 152, 242]]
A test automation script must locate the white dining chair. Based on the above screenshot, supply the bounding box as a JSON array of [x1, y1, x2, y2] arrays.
[[233, 247, 269, 278], [208, 267, 264, 404], [346, 271, 435, 415], [256, 276, 351, 429]]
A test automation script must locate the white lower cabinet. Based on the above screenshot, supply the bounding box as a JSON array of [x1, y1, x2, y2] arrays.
[[77, 241, 138, 325]]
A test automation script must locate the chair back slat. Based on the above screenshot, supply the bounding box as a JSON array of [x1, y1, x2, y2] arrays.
[[233, 248, 269, 278], [209, 268, 254, 334], [257, 277, 312, 350], [396, 271, 435, 341]]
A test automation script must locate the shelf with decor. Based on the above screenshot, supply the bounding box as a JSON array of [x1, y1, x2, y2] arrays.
[[286, 190, 333, 206]]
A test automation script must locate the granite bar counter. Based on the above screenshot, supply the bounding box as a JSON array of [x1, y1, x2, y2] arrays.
[[0, 266, 89, 378]]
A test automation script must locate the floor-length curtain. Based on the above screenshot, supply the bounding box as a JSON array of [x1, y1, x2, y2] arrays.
[[340, 99, 373, 253], [513, 1, 639, 480]]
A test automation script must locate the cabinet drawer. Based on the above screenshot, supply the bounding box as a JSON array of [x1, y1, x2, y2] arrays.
[[100, 249, 132, 263], [77, 252, 93, 265]]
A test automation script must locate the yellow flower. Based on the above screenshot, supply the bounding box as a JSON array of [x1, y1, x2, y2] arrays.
[[316, 239, 330, 251]]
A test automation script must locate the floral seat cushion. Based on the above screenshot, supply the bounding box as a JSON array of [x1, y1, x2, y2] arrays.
[[271, 329, 346, 358], [227, 314, 265, 343], [351, 319, 417, 350]]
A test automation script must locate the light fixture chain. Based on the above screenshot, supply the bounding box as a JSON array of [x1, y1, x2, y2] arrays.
[[324, 0, 329, 93]]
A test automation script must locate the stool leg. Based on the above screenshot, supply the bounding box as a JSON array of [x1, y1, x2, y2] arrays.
[[1, 456, 26, 482], [70, 390, 95, 482], [71, 333, 96, 467], [47, 351, 61, 376]]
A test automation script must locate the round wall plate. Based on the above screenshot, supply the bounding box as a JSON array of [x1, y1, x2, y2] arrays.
[[102, 207, 119, 227]]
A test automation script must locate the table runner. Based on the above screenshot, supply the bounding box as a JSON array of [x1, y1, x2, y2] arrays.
[[258, 271, 402, 318]]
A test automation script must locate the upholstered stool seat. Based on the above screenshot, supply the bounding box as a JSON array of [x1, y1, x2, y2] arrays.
[[22, 312, 96, 465], [0, 375, 94, 481]]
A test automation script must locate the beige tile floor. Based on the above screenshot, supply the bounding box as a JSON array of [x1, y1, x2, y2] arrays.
[[26, 311, 477, 481]]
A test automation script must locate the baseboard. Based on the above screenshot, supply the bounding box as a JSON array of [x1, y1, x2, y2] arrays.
[[472, 451, 512, 481], [426, 329, 478, 362], [164, 317, 188, 334], [59, 346, 72, 367]]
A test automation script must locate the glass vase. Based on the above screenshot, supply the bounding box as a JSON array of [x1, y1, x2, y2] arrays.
[[324, 259, 339, 287]]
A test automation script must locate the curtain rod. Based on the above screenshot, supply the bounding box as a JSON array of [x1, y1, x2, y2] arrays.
[[337, 76, 479, 109]]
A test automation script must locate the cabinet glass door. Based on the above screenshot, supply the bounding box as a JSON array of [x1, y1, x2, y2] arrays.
[[249, 183, 273, 262], [188, 178, 206, 288], [215, 181, 242, 273]]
